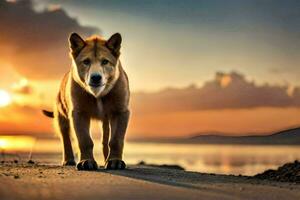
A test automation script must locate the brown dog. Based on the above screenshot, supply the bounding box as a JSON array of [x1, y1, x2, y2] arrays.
[[43, 33, 130, 170]]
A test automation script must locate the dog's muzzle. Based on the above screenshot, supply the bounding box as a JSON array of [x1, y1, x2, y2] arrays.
[[89, 73, 102, 87]]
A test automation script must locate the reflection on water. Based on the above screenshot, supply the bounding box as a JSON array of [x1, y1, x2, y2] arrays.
[[0, 136, 35, 151], [124, 143, 300, 175], [1, 136, 300, 175]]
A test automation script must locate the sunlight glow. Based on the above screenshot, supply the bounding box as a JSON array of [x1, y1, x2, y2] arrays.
[[12, 78, 28, 90], [0, 140, 7, 149], [0, 136, 36, 151], [220, 75, 232, 88], [0, 89, 11, 107], [19, 78, 28, 86]]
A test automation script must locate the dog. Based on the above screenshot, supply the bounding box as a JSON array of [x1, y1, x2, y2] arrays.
[[43, 32, 130, 170]]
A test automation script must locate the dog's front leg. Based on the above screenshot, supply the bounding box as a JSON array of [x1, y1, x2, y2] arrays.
[[105, 110, 130, 170], [71, 111, 98, 170]]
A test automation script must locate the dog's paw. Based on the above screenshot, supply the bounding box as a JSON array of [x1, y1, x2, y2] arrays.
[[76, 159, 98, 171], [105, 159, 126, 170], [63, 160, 76, 166]]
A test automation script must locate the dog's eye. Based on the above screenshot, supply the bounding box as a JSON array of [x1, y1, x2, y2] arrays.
[[105, 65, 113, 73], [83, 58, 91, 66], [101, 59, 109, 65]]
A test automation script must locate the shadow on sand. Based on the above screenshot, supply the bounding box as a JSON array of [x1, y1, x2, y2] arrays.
[[101, 165, 252, 189]]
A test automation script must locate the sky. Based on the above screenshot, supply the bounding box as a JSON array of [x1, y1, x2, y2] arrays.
[[0, 0, 299, 138], [33, 0, 300, 90]]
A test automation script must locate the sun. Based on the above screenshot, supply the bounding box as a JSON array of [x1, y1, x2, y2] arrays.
[[0, 89, 12, 107]]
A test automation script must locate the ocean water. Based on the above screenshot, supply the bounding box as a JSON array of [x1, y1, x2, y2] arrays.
[[123, 143, 300, 175], [1, 137, 300, 176]]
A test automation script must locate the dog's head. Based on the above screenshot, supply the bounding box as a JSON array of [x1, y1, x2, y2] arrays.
[[69, 33, 122, 97]]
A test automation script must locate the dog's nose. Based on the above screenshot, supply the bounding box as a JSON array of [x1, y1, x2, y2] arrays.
[[90, 74, 102, 85]]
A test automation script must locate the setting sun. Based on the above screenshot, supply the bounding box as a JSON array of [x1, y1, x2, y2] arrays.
[[0, 89, 11, 107]]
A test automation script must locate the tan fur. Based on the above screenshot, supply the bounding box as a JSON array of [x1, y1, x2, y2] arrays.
[[51, 33, 130, 170]]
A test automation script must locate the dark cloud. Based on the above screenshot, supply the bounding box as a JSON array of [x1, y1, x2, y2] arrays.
[[44, 0, 300, 34], [0, 0, 99, 79], [131, 71, 300, 113]]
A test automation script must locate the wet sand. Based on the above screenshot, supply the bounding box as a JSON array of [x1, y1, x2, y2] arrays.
[[0, 162, 299, 200]]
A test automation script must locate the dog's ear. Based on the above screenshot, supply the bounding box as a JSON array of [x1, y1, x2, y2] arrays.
[[106, 33, 122, 56], [69, 33, 85, 57]]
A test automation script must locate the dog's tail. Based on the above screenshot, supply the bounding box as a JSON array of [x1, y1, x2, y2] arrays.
[[42, 110, 54, 118]]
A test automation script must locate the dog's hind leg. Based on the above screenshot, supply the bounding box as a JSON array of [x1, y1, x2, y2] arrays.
[[56, 113, 75, 166]]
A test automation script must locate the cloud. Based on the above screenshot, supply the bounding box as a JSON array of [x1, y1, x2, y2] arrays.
[[13, 85, 33, 95], [0, 0, 99, 79], [131, 71, 300, 113], [11, 79, 33, 95]]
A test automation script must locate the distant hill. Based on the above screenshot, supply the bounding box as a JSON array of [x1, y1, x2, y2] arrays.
[[130, 127, 300, 145], [188, 127, 300, 145]]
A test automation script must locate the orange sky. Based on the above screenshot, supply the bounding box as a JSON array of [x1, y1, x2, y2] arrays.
[[129, 108, 300, 138], [1, 99, 300, 138], [1, 75, 300, 138]]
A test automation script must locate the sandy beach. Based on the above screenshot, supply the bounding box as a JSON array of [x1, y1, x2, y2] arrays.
[[0, 162, 299, 200]]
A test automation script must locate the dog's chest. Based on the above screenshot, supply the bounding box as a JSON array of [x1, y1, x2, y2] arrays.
[[94, 99, 105, 119]]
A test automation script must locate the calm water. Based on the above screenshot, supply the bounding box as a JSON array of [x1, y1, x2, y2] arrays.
[[1, 137, 300, 176], [123, 143, 300, 175]]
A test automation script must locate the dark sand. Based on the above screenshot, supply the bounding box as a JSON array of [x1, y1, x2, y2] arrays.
[[0, 162, 299, 200]]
